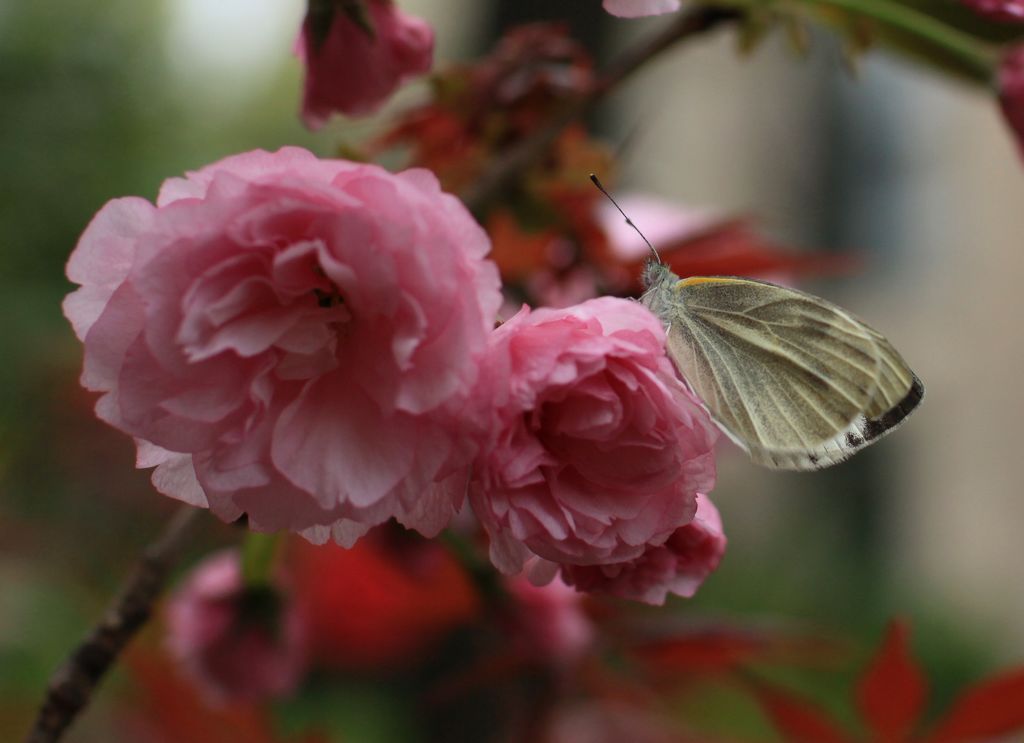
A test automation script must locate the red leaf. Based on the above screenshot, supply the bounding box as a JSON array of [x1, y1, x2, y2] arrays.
[[752, 684, 854, 743], [123, 647, 321, 743], [924, 668, 1024, 743], [855, 619, 928, 742], [630, 632, 766, 674], [626, 624, 847, 677]]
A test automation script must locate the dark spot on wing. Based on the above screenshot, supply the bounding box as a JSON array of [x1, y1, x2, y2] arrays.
[[862, 375, 925, 442]]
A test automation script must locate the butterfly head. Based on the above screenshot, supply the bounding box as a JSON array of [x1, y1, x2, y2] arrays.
[[641, 259, 673, 291]]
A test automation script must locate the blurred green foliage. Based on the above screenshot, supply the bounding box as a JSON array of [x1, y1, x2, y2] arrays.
[[0, 2, 311, 738]]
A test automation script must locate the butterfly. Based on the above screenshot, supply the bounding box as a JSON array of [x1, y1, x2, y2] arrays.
[[592, 175, 924, 470]]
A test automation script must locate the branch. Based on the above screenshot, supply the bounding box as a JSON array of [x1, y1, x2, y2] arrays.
[[459, 5, 741, 215], [800, 0, 995, 81], [24, 505, 204, 743]]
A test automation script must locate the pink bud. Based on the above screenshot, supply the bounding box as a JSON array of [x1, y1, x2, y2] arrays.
[[297, 0, 435, 128], [961, 0, 1024, 22], [999, 46, 1024, 156], [165, 550, 308, 703], [504, 574, 594, 664]]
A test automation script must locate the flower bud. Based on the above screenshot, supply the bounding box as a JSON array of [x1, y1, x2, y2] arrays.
[[165, 550, 308, 703]]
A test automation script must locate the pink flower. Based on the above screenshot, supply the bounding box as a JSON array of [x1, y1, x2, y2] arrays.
[[1000, 46, 1024, 156], [961, 0, 1024, 22], [560, 494, 726, 605], [63, 147, 502, 541], [470, 297, 718, 575], [603, 0, 682, 18], [297, 0, 435, 129], [165, 549, 308, 703], [504, 574, 594, 664]]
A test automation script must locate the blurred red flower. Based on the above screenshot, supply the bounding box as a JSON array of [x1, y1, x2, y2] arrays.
[[289, 528, 481, 671]]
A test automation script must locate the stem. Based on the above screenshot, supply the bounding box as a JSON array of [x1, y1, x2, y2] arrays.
[[241, 532, 283, 588], [438, 529, 505, 605], [23, 505, 204, 743], [796, 0, 995, 80], [459, 5, 742, 215]]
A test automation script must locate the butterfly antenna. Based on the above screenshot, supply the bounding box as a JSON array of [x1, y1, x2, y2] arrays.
[[589, 173, 661, 264]]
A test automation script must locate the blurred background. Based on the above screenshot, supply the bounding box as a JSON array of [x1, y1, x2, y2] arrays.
[[3, 0, 1024, 740]]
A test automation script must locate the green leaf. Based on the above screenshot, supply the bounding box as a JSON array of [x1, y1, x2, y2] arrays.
[[275, 679, 417, 743], [788, 0, 999, 82], [784, 14, 813, 56], [736, 9, 778, 55]]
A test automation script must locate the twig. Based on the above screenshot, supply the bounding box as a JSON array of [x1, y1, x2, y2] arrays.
[[459, 5, 741, 215], [24, 505, 204, 743]]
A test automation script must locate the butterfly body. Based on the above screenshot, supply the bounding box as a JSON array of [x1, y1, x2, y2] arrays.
[[641, 261, 923, 470]]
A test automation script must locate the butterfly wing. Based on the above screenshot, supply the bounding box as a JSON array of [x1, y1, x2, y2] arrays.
[[656, 276, 922, 470]]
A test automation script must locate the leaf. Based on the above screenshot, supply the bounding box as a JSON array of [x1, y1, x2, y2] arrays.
[[855, 619, 928, 743], [795, 0, 999, 83], [924, 668, 1024, 743], [736, 10, 776, 55], [625, 622, 849, 677], [784, 15, 812, 57], [124, 648, 294, 743], [630, 631, 766, 674], [751, 683, 854, 743], [275, 679, 415, 743], [895, 0, 1024, 45], [242, 532, 283, 588]]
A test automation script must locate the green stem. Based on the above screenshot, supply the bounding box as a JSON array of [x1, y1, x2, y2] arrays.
[[794, 0, 996, 80], [241, 532, 283, 588], [438, 530, 506, 606]]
